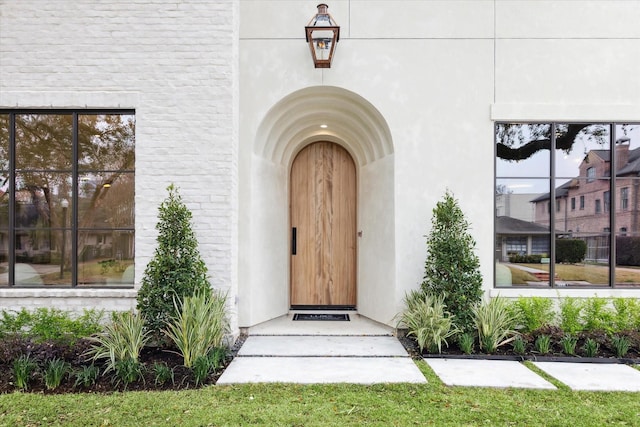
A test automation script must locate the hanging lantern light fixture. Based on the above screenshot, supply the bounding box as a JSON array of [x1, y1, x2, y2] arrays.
[[305, 4, 340, 68]]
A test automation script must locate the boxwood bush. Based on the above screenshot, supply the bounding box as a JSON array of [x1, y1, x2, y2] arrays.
[[555, 238, 587, 263]]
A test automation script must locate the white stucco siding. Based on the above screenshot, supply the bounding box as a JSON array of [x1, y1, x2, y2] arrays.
[[240, 1, 640, 326], [0, 0, 240, 331]]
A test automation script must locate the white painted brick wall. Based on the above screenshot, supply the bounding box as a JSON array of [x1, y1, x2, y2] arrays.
[[0, 0, 239, 331]]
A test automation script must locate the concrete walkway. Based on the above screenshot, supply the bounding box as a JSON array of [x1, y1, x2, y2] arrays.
[[217, 312, 640, 391], [217, 312, 427, 384]]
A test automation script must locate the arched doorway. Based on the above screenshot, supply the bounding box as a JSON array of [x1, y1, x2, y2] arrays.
[[290, 142, 357, 308], [241, 86, 395, 327]]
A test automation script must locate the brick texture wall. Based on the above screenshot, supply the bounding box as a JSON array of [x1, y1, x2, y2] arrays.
[[0, 0, 239, 329]]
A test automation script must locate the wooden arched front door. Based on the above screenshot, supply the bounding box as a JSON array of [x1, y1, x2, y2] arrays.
[[290, 142, 357, 308]]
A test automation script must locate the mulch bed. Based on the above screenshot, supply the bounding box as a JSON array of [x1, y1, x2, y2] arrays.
[[0, 334, 247, 394], [398, 327, 640, 364]]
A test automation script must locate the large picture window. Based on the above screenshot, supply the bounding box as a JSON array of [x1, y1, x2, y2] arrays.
[[0, 111, 135, 287], [495, 122, 640, 288]]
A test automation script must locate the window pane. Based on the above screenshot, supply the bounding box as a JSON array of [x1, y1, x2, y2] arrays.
[[496, 123, 550, 177], [77, 230, 134, 286], [554, 232, 610, 288], [496, 178, 551, 287], [616, 234, 640, 288], [78, 114, 135, 171], [15, 114, 72, 171], [613, 124, 639, 287], [555, 124, 610, 179], [14, 229, 71, 287], [78, 172, 134, 229], [0, 114, 9, 170], [15, 172, 72, 228], [0, 115, 8, 287]]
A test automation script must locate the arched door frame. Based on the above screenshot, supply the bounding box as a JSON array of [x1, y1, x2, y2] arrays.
[[241, 86, 396, 327]]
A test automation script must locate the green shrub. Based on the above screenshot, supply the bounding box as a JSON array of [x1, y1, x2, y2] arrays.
[[534, 335, 551, 355], [137, 184, 212, 344], [86, 311, 150, 375], [472, 297, 518, 354], [616, 236, 640, 266], [457, 332, 475, 355], [152, 362, 174, 386], [421, 191, 483, 333], [0, 308, 103, 343], [512, 336, 526, 355], [583, 338, 599, 357], [44, 357, 70, 390], [611, 298, 640, 331], [113, 358, 145, 388], [396, 290, 459, 354], [558, 297, 584, 335], [508, 254, 543, 264], [610, 335, 630, 358], [560, 334, 577, 356], [73, 365, 99, 388], [12, 354, 37, 390], [555, 239, 587, 263], [583, 298, 614, 332], [510, 297, 555, 333], [0, 308, 32, 337], [163, 289, 230, 368]]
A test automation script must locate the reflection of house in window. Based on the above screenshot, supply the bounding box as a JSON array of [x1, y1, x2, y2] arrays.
[[495, 216, 550, 262], [531, 138, 640, 261], [621, 187, 629, 210]]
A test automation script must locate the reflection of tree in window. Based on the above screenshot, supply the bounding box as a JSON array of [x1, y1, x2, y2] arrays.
[[1, 112, 134, 287]]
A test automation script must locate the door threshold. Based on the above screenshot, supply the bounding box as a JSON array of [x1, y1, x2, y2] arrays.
[[290, 305, 356, 311]]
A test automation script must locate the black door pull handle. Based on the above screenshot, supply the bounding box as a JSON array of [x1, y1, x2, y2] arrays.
[[292, 227, 297, 255]]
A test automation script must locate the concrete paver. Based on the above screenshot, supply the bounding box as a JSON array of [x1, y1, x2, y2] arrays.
[[219, 312, 640, 389], [425, 358, 556, 389], [217, 356, 427, 384], [532, 362, 640, 391], [237, 335, 409, 357]]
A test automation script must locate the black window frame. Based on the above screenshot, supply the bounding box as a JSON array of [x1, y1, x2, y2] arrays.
[[494, 121, 639, 289], [0, 109, 135, 288]]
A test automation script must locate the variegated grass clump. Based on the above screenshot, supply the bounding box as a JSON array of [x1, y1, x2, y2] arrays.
[[163, 289, 230, 368], [86, 311, 150, 375], [472, 297, 518, 353], [397, 290, 459, 354]]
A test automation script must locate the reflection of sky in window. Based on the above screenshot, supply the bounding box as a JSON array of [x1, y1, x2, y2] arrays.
[[497, 178, 549, 195], [497, 123, 639, 195]]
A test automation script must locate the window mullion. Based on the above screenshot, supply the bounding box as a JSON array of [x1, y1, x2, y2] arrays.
[[71, 113, 78, 287], [8, 114, 15, 287], [610, 123, 616, 288], [549, 123, 556, 288]]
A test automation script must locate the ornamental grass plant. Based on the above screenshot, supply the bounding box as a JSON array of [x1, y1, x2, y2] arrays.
[[163, 289, 230, 368], [472, 297, 518, 353], [396, 290, 459, 354], [86, 311, 150, 375]]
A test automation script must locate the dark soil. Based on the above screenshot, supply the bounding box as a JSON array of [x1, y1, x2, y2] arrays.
[[0, 334, 247, 395]]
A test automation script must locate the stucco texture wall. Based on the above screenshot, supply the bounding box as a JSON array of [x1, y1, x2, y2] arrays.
[[239, 0, 640, 326]]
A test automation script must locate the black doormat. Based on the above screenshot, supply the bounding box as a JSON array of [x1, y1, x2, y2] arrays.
[[293, 313, 350, 321]]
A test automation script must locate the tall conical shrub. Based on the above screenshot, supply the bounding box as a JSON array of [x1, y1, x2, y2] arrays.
[[421, 190, 483, 332], [137, 184, 211, 344]]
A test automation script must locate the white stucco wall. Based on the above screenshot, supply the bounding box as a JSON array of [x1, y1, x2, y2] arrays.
[[1, 0, 638, 332], [240, 0, 640, 327]]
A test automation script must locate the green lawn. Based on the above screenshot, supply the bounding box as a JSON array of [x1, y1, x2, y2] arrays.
[[0, 361, 638, 426], [508, 263, 640, 285]]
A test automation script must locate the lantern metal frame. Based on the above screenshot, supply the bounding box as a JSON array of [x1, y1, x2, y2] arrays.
[[305, 4, 340, 68]]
